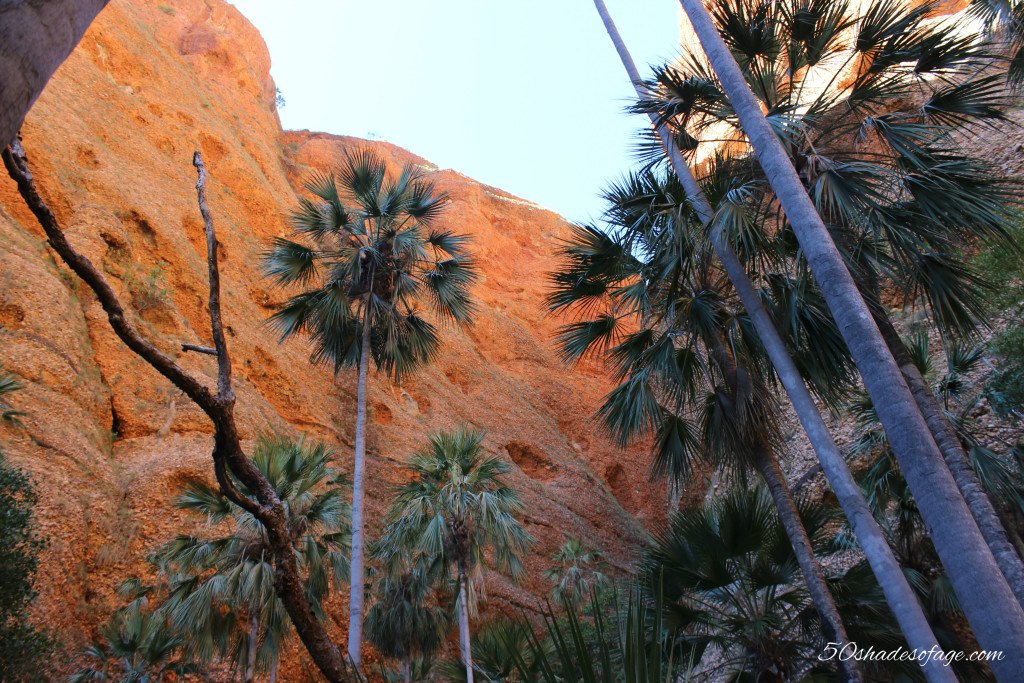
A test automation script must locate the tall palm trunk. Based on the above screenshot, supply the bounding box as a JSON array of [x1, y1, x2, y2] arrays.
[[0, 0, 110, 148], [246, 611, 259, 683], [269, 649, 279, 683], [591, 3, 952, 680], [457, 562, 475, 683], [676, 0, 1024, 674], [709, 335, 861, 681], [874, 311, 1024, 608], [753, 443, 851, 645], [347, 301, 372, 666]]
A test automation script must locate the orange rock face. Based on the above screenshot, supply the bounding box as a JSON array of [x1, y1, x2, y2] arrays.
[[0, 0, 661, 673]]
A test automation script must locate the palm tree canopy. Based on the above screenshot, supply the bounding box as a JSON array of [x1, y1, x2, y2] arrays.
[[633, 0, 1016, 340], [263, 149, 479, 381], [365, 549, 451, 663], [642, 485, 914, 681], [378, 428, 533, 584], [547, 166, 853, 484], [148, 435, 350, 671], [544, 536, 610, 609]]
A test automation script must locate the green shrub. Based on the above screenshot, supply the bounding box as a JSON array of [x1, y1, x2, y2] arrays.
[[124, 265, 171, 312], [986, 322, 1024, 419], [0, 457, 53, 680], [972, 220, 1024, 313]]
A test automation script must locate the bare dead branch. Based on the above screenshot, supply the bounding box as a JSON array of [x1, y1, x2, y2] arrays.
[[192, 151, 233, 398], [2, 140, 218, 415], [182, 343, 217, 355], [3, 140, 351, 682]]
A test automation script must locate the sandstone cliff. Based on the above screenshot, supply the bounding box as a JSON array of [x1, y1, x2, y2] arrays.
[[0, 0, 660, 672]]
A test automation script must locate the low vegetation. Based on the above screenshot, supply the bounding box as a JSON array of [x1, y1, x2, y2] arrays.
[[6, 0, 1024, 679]]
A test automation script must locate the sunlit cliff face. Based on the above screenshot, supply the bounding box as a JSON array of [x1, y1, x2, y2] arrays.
[[673, 0, 979, 164], [0, 0, 663, 673]]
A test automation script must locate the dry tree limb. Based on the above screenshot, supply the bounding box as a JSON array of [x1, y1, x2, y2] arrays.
[[181, 343, 217, 355], [2, 140, 351, 683]]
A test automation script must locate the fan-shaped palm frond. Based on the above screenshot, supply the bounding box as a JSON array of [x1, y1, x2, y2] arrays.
[[263, 149, 478, 382], [377, 427, 532, 681], [0, 369, 25, 428], [66, 606, 205, 683], [545, 537, 611, 610], [146, 435, 350, 679]]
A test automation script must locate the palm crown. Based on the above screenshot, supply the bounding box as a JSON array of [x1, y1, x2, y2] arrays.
[[380, 428, 532, 584], [634, 0, 1015, 339], [544, 536, 610, 610], [263, 149, 478, 380], [547, 173, 849, 481]]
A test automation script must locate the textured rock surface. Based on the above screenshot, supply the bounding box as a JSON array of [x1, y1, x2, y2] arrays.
[[0, 0, 662, 674]]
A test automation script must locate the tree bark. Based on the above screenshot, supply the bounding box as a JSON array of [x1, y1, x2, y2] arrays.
[[708, 334, 860, 682], [347, 301, 372, 667], [0, 0, 109, 149], [246, 611, 259, 683], [2, 143, 349, 683], [676, 0, 1024, 675], [591, 4, 952, 681], [875, 311, 1024, 608], [458, 567, 474, 683], [754, 443, 854, 670]]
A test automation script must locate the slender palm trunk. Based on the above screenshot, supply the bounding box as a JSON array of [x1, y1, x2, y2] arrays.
[[404, 657, 412, 683], [676, 0, 1024, 674], [591, 4, 952, 680], [246, 612, 259, 683], [874, 311, 1024, 608], [754, 443, 854, 659], [457, 565, 474, 683], [709, 335, 860, 681], [269, 650, 279, 683], [347, 303, 372, 666]]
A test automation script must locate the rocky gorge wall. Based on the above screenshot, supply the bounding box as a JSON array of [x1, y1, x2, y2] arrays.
[[0, 0, 663, 673]]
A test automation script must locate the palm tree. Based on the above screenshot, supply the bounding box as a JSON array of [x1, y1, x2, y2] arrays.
[[377, 428, 532, 683], [365, 549, 450, 683], [67, 599, 203, 682], [262, 149, 478, 666], [645, 486, 836, 680], [668, 0, 1024, 668], [648, 484, 981, 681], [588, 4, 947, 676], [545, 537, 609, 611], [151, 435, 350, 682], [0, 369, 25, 427], [639, 0, 1024, 611], [548, 200, 864, 679]]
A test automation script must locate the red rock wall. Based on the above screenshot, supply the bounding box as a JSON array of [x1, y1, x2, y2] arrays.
[[0, 0, 661, 671]]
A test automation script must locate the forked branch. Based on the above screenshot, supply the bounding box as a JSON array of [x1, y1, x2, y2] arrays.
[[2, 139, 351, 682]]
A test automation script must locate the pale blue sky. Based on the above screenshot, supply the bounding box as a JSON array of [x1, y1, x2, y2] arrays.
[[229, 0, 681, 223]]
